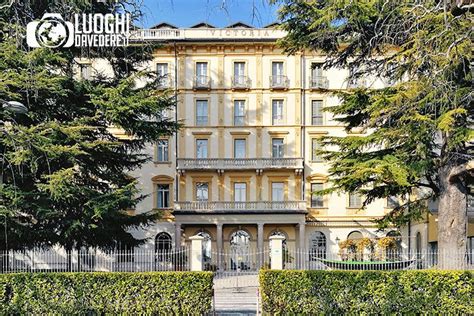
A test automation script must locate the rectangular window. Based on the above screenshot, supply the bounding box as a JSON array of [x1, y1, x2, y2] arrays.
[[272, 61, 284, 76], [234, 183, 247, 202], [272, 182, 284, 201], [312, 139, 322, 162], [157, 184, 170, 208], [196, 139, 208, 159], [196, 183, 209, 201], [311, 100, 323, 125], [348, 193, 362, 208], [234, 62, 245, 84], [234, 139, 246, 158], [387, 196, 400, 208], [157, 63, 168, 76], [80, 64, 91, 80], [272, 99, 284, 125], [196, 62, 207, 76], [311, 183, 324, 208], [311, 63, 323, 78], [196, 100, 208, 125], [234, 100, 245, 126], [157, 63, 168, 86], [156, 139, 169, 162], [272, 138, 284, 158]]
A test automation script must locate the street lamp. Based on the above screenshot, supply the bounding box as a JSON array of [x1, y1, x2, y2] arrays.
[[0, 100, 28, 252]]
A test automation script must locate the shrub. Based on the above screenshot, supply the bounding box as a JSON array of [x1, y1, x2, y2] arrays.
[[0, 271, 213, 315], [260, 270, 474, 314]]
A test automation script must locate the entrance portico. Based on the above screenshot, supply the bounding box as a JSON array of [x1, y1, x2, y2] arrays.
[[174, 213, 306, 270]]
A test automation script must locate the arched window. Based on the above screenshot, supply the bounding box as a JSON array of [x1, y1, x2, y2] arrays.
[[415, 232, 422, 253], [309, 231, 326, 259], [155, 232, 172, 252], [386, 230, 402, 260], [197, 231, 212, 265], [230, 230, 251, 270], [347, 231, 363, 241]]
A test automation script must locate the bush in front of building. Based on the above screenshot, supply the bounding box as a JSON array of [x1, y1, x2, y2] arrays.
[[0, 271, 213, 314], [260, 270, 474, 314]]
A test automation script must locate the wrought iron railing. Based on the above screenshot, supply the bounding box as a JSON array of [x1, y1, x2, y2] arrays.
[[177, 158, 304, 170], [270, 75, 289, 88], [347, 78, 367, 89], [309, 76, 329, 89], [193, 75, 211, 89], [232, 75, 251, 89]]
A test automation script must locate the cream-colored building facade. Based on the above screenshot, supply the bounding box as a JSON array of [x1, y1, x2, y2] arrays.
[[111, 22, 472, 270]]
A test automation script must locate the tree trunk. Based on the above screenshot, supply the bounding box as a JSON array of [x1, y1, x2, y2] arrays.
[[437, 166, 467, 269]]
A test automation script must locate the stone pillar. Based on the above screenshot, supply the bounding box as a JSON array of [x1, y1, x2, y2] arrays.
[[175, 223, 182, 249], [190, 235, 204, 271], [216, 223, 223, 271], [257, 223, 264, 268], [298, 223, 306, 269], [269, 235, 285, 270]]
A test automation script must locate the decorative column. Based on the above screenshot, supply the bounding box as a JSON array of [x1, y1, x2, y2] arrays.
[[298, 223, 306, 269], [190, 235, 204, 271], [216, 223, 223, 271], [269, 235, 285, 270], [175, 222, 182, 249], [257, 223, 264, 268]]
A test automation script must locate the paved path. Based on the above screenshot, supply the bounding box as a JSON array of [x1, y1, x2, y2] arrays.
[[213, 273, 260, 315]]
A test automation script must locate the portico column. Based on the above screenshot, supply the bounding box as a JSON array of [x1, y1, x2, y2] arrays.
[[175, 222, 182, 249], [257, 223, 264, 268], [216, 223, 223, 271], [298, 223, 306, 269]]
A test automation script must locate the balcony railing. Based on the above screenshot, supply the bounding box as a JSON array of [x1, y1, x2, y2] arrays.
[[157, 74, 172, 89], [177, 158, 304, 171], [175, 201, 307, 213], [309, 76, 329, 89], [130, 29, 183, 41], [347, 78, 367, 89], [270, 75, 289, 89], [193, 75, 211, 89], [232, 75, 251, 89]]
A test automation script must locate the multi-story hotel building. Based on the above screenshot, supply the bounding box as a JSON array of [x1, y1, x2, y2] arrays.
[[110, 22, 472, 270]]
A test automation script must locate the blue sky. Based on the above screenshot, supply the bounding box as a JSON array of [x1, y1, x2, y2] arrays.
[[139, 0, 279, 28]]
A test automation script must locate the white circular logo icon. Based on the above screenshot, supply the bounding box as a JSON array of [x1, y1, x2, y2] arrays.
[[35, 16, 70, 48]]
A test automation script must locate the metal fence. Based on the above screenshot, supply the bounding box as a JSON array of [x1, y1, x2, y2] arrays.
[[0, 247, 190, 273], [1, 247, 473, 273], [283, 249, 474, 271]]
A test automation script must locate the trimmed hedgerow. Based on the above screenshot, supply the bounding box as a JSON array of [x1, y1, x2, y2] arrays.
[[0, 271, 213, 315], [260, 270, 474, 315]]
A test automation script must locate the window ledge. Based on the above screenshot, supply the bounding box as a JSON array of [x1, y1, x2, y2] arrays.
[[154, 161, 172, 165]]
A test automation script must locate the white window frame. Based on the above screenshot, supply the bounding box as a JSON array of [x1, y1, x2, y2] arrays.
[[156, 139, 169, 162], [272, 99, 284, 125]]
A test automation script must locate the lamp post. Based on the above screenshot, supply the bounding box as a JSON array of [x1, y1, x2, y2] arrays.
[[0, 100, 28, 252]]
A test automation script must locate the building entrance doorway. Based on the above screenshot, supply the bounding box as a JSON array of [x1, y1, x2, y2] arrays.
[[230, 230, 251, 270]]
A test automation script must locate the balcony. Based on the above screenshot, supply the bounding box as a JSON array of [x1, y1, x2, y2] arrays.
[[157, 74, 172, 89], [193, 75, 211, 90], [174, 201, 307, 214], [347, 78, 367, 89], [231, 75, 251, 90], [270, 75, 289, 89], [309, 76, 329, 89], [177, 158, 304, 174]]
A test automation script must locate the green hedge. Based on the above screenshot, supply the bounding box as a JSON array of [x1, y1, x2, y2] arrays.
[[260, 270, 474, 315], [0, 271, 213, 314]]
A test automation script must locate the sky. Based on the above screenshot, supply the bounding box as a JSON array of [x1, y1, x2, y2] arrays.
[[139, 0, 279, 28]]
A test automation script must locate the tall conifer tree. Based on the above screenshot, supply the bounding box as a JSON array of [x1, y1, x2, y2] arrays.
[[0, 1, 178, 252], [274, 0, 473, 268]]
